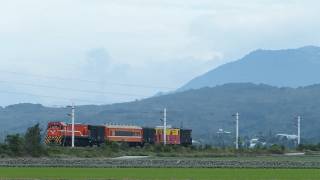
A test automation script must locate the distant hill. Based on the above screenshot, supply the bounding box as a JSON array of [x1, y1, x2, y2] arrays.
[[179, 46, 320, 91], [1, 83, 320, 144]]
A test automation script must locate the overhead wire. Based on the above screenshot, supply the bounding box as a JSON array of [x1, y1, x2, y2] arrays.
[[0, 70, 175, 90], [0, 69, 175, 105], [0, 90, 108, 104], [0, 80, 146, 97]]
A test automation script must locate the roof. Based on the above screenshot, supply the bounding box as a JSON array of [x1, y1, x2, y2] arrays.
[[105, 124, 142, 129]]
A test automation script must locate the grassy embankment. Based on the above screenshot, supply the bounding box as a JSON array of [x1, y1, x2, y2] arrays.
[[45, 143, 288, 158]]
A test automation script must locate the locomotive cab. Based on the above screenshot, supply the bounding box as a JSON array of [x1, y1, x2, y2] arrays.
[[45, 122, 66, 145]]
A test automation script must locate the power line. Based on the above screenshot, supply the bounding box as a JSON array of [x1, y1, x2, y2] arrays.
[[0, 80, 146, 97], [0, 70, 175, 90]]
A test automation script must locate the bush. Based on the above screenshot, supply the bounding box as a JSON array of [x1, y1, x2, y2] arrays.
[[142, 143, 153, 151], [111, 142, 120, 152], [0, 143, 8, 156], [5, 134, 24, 156], [268, 144, 285, 154], [297, 144, 320, 151]]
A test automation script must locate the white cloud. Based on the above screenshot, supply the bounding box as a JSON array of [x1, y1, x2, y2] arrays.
[[0, 0, 319, 105]]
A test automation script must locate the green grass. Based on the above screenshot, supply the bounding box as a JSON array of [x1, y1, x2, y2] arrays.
[[0, 168, 320, 180]]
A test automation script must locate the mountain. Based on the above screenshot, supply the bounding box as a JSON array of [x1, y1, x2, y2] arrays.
[[1, 83, 320, 144], [179, 46, 320, 91]]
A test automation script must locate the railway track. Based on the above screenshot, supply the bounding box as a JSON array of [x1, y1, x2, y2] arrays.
[[1, 157, 320, 168]]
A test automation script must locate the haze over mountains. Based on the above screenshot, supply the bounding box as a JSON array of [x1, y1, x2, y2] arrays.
[[180, 46, 320, 91], [2, 46, 320, 143]]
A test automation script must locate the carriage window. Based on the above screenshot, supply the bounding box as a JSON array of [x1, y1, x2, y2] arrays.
[[115, 131, 140, 136]]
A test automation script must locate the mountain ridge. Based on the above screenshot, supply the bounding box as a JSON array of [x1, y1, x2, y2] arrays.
[[179, 46, 320, 91], [2, 83, 320, 143]]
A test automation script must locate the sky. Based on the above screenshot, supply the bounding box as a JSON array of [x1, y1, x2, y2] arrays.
[[0, 0, 320, 106]]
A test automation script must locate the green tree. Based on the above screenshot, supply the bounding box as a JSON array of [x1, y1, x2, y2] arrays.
[[24, 123, 44, 157], [5, 134, 24, 156], [0, 143, 6, 155]]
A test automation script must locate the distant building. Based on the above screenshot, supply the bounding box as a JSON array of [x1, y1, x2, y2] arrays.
[[216, 128, 231, 134], [276, 133, 298, 140], [249, 138, 266, 148]]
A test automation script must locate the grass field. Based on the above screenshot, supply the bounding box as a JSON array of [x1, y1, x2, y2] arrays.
[[0, 168, 320, 180]]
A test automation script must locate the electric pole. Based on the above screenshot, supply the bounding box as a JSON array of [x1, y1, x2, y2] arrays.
[[233, 112, 239, 150], [71, 103, 75, 148], [163, 108, 167, 145], [297, 115, 301, 145]]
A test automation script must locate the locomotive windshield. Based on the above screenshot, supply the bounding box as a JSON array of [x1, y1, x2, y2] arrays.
[[48, 125, 61, 129], [47, 122, 64, 130]]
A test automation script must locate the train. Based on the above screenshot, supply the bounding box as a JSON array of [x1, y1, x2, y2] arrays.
[[45, 121, 192, 147]]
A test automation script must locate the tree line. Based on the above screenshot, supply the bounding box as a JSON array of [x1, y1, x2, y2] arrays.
[[0, 124, 46, 157]]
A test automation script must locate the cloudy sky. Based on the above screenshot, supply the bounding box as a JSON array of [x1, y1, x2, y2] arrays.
[[0, 0, 319, 106]]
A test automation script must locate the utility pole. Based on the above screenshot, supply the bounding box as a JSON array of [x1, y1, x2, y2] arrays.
[[71, 103, 75, 148], [297, 115, 301, 145], [163, 108, 167, 145], [233, 112, 239, 150]]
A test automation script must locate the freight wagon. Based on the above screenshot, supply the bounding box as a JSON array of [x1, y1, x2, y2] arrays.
[[155, 128, 181, 145], [180, 129, 192, 145], [45, 121, 192, 147]]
